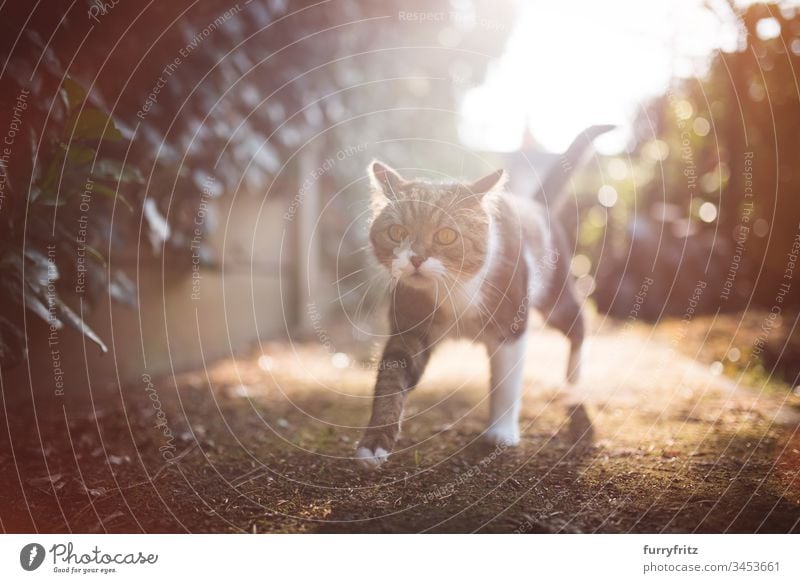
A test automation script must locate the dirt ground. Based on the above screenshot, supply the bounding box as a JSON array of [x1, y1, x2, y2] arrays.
[[2, 314, 800, 533]]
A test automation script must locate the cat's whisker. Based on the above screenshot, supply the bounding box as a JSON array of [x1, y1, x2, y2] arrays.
[[352, 270, 389, 323], [332, 267, 368, 285], [346, 243, 374, 257], [335, 276, 375, 302], [363, 277, 394, 324], [434, 280, 465, 342], [437, 278, 465, 338]]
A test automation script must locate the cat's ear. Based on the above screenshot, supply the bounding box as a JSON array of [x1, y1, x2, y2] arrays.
[[466, 169, 506, 199], [368, 160, 405, 199]]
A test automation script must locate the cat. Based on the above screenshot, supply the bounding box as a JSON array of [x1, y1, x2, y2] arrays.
[[355, 125, 614, 469]]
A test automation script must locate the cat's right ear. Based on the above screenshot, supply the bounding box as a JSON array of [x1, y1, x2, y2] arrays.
[[368, 160, 404, 200]]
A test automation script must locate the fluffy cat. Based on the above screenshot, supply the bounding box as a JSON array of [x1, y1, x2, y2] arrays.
[[355, 126, 613, 469]]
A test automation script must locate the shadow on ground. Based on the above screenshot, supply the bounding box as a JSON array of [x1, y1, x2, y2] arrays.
[[2, 321, 800, 533]]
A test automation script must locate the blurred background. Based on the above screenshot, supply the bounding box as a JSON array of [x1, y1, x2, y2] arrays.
[[1, 0, 518, 400], [3, 0, 800, 395], [1, 0, 800, 533]]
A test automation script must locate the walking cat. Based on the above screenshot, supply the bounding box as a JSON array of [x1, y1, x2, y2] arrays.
[[356, 126, 613, 469]]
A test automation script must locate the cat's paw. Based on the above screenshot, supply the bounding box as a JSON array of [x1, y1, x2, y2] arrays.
[[354, 445, 390, 470], [484, 424, 520, 447], [356, 428, 397, 470]]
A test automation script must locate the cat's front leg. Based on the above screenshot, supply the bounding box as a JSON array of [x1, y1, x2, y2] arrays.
[[485, 333, 528, 446], [356, 333, 430, 470]]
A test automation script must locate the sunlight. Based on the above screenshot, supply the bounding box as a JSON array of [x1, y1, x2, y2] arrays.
[[459, 0, 741, 153]]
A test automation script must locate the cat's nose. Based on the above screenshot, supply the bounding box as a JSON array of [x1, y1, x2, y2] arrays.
[[410, 255, 425, 269]]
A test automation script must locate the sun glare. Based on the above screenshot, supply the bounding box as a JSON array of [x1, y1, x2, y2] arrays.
[[459, 0, 742, 154]]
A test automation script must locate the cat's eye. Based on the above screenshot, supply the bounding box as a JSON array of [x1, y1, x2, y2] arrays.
[[388, 224, 408, 242], [434, 227, 458, 245]]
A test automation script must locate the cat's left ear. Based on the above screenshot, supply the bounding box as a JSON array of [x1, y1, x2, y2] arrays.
[[466, 169, 506, 199]]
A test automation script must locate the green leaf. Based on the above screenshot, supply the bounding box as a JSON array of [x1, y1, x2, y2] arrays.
[[24, 286, 59, 327], [35, 145, 68, 200], [55, 300, 108, 354], [28, 185, 43, 204], [93, 158, 144, 184], [66, 144, 96, 165], [61, 77, 87, 110], [65, 108, 123, 141], [55, 225, 108, 266], [34, 194, 67, 207], [92, 182, 134, 212], [23, 272, 108, 354], [84, 244, 108, 267], [23, 247, 56, 287], [109, 270, 137, 307]]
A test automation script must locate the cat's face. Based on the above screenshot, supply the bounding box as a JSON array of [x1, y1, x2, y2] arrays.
[[367, 161, 504, 290]]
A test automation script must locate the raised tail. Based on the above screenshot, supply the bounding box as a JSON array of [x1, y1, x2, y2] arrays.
[[531, 124, 615, 207]]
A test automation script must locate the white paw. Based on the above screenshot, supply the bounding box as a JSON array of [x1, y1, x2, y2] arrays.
[[355, 446, 389, 470], [484, 424, 520, 447]]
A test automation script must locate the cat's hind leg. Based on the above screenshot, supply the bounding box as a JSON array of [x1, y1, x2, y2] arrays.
[[485, 333, 528, 447], [545, 289, 593, 443], [545, 287, 585, 397]]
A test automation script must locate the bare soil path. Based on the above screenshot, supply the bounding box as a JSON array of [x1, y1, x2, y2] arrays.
[[2, 317, 799, 533]]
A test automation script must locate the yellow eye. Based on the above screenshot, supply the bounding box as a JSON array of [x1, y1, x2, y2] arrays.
[[388, 224, 408, 242], [435, 227, 458, 245]]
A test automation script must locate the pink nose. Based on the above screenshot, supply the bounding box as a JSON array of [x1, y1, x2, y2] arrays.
[[410, 255, 425, 269]]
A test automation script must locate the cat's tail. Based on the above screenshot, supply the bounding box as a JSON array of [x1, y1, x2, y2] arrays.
[[531, 124, 615, 208]]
